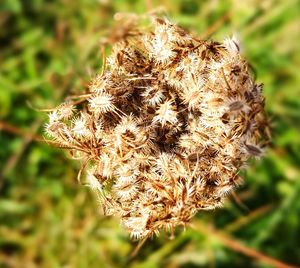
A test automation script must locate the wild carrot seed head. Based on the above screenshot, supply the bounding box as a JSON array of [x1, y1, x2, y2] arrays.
[[45, 16, 269, 240]]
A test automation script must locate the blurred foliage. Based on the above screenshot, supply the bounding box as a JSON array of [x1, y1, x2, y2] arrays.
[[0, 0, 299, 267]]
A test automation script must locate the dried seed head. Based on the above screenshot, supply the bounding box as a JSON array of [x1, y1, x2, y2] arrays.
[[45, 15, 269, 240]]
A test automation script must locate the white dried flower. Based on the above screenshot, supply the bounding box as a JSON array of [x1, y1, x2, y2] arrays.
[[86, 167, 102, 192], [88, 93, 115, 115], [153, 100, 178, 127], [72, 114, 92, 138]]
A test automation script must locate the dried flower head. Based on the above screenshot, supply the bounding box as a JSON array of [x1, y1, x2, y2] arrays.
[[45, 16, 269, 240]]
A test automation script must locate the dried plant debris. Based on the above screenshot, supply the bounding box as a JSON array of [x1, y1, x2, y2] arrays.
[[45, 16, 269, 240]]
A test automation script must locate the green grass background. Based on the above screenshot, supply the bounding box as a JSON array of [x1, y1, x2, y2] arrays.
[[0, 0, 299, 267]]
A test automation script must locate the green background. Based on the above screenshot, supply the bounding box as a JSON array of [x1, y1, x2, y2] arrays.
[[0, 0, 299, 267]]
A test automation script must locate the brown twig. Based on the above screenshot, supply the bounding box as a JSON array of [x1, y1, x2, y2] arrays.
[[230, 191, 249, 211], [0, 120, 80, 147], [194, 221, 298, 268], [224, 204, 273, 232], [0, 120, 42, 142], [145, 0, 153, 12], [0, 119, 70, 190], [199, 13, 230, 39], [130, 235, 149, 258], [0, 120, 42, 188]]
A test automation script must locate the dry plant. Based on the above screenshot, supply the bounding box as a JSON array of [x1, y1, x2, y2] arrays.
[[45, 15, 269, 240]]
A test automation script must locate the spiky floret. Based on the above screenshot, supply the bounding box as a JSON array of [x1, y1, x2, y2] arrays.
[[45, 16, 269, 240]]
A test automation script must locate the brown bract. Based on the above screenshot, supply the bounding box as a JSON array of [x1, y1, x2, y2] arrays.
[[45, 16, 269, 240]]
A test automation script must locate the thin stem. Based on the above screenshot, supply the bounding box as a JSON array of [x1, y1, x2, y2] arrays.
[[194, 221, 297, 268]]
